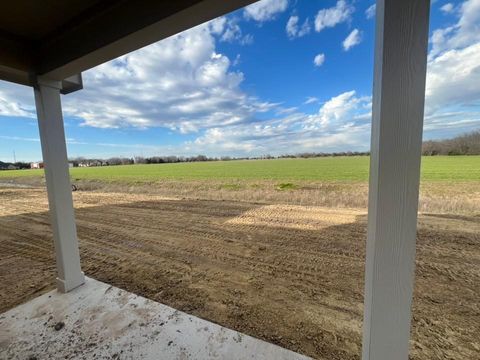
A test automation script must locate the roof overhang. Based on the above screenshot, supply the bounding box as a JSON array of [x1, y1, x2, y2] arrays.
[[0, 0, 256, 88]]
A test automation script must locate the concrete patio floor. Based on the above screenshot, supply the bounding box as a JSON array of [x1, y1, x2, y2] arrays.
[[0, 277, 310, 360]]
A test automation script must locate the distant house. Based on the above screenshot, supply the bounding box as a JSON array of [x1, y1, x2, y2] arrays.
[[78, 160, 102, 167], [30, 162, 44, 169]]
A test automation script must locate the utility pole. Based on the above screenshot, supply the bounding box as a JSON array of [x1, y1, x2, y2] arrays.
[[13, 150, 16, 163]]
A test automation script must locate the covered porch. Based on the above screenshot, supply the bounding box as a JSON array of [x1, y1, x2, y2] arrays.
[[0, 0, 431, 359]]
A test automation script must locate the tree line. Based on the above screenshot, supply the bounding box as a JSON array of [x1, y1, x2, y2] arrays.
[[1, 130, 479, 170], [0, 161, 31, 170], [74, 129, 479, 165], [131, 151, 373, 164], [422, 130, 480, 155]]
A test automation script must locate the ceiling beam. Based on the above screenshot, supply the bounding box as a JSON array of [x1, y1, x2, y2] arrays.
[[39, 0, 256, 80], [0, 31, 34, 86]]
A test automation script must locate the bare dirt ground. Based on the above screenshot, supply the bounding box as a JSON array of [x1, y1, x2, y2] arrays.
[[1, 187, 479, 359]]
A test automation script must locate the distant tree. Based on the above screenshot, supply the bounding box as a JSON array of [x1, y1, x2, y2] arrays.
[[165, 156, 178, 163], [134, 156, 146, 164], [194, 155, 208, 162], [422, 130, 480, 155], [13, 162, 30, 169], [107, 157, 122, 165], [58, 129, 480, 169]]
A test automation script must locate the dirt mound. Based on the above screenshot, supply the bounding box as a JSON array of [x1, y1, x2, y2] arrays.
[[226, 204, 364, 230]]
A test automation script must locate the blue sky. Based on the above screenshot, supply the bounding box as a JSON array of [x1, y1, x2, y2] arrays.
[[1, 0, 479, 162]]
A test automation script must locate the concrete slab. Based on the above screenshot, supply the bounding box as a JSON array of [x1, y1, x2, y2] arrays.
[[0, 277, 310, 360]]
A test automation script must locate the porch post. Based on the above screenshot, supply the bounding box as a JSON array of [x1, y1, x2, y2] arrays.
[[362, 0, 430, 359], [34, 76, 85, 293]]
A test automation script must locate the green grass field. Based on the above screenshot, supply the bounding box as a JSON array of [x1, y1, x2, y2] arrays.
[[1, 156, 479, 182]]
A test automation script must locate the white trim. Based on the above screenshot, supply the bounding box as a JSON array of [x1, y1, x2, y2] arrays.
[[34, 77, 85, 293], [362, 0, 430, 359]]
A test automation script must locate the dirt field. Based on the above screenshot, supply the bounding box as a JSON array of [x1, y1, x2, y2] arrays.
[[1, 186, 479, 359]]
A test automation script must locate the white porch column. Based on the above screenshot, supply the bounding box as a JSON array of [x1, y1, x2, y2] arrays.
[[362, 0, 430, 359], [34, 77, 85, 293]]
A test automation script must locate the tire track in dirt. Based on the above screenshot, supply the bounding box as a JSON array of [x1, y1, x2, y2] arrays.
[[1, 187, 479, 360]]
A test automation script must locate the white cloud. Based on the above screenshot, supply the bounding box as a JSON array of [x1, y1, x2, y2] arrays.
[[0, 91, 35, 118], [303, 90, 371, 130], [232, 54, 241, 67], [276, 106, 298, 115], [343, 29, 362, 50], [209, 17, 227, 35], [440, 3, 455, 13], [304, 96, 319, 105], [0, 79, 37, 119], [60, 21, 273, 132], [426, 42, 480, 112], [424, 0, 480, 131], [365, 4, 376, 19], [244, 0, 289, 22], [0, 20, 272, 133], [0, 84, 373, 157], [429, 0, 480, 57], [286, 15, 311, 39], [0, 135, 39, 142], [188, 91, 372, 156], [313, 53, 325, 67], [315, 0, 354, 32], [219, 17, 254, 45], [286, 16, 298, 37], [0, 135, 147, 149]]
